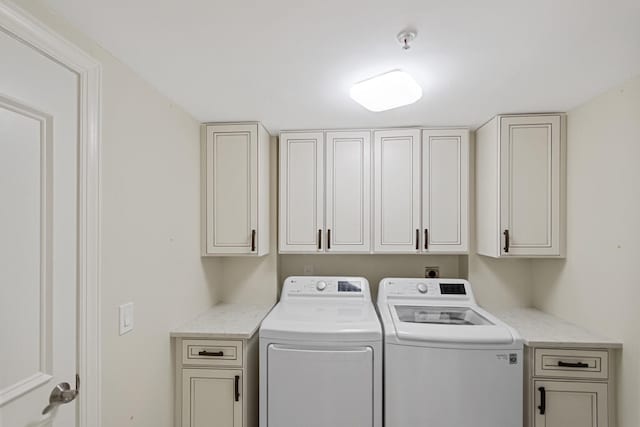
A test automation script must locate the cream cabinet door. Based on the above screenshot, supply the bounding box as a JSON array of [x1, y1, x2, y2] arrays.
[[204, 124, 257, 254], [422, 129, 469, 253], [325, 131, 371, 252], [279, 132, 324, 252], [374, 129, 421, 252], [182, 369, 242, 427], [533, 381, 607, 427], [500, 115, 563, 256]]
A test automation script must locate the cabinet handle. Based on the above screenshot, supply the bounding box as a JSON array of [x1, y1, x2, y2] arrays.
[[558, 361, 589, 368], [538, 387, 546, 415], [415, 229, 419, 250], [424, 229, 429, 250], [327, 229, 331, 250], [251, 229, 256, 252], [234, 375, 240, 402], [198, 350, 223, 357], [503, 229, 510, 253], [317, 229, 322, 250]]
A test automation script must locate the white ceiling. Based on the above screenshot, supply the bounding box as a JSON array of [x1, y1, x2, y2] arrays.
[[44, 0, 640, 132]]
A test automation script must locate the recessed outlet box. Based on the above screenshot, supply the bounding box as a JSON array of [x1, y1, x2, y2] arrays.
[[424, 267, 440, 278], [119, 302, 134, 335]]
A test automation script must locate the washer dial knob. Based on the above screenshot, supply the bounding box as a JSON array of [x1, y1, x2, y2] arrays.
[[316, 281, 327, 291], [417, 283, 428, 294]]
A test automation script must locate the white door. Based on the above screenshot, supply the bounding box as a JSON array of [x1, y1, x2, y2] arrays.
[[267, 345, 373, 427], [204, 124, 257, 254], [279, 132, 324, 252], [374, 129, 421, 252], [500, 115, 562, 256], [182, 369, 242, 427], [422, 129, 469, 253], [0, 25, 80, 427], [533, 381, 608, 427], [325, 131, 371, 253]]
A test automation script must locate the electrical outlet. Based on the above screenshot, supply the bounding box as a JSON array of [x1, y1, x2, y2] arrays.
[[303, 265, 314, 275], [424, 267, 440, 278]]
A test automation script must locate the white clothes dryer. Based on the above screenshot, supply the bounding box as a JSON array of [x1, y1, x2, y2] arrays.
[[259, 276, 382, 427]]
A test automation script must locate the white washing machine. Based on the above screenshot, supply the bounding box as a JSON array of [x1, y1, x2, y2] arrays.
[[259, 276, 382, 427], [377, 278, 523, 427]]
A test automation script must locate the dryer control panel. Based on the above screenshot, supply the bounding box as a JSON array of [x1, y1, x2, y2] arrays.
[[282, 276, 371, 301], [378, 278, 476, 304]]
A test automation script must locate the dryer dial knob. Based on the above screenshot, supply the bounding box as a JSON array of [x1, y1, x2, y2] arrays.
[[316, 281, 327, 291], [417, 283, 428, 294]]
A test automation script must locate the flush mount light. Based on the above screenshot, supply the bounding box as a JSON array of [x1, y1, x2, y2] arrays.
[[350, 70, 423, 112]]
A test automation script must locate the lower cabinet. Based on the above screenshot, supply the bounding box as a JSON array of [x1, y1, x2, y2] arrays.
[[525, 347, 615, 427], [533, 380, 607, 427], [175, 336, 258, 427], [182, 369, 243, 427]]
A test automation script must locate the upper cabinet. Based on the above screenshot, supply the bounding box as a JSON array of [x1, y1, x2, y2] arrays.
[[422, 129, 469, 253], [476, 114, 566, 258], [278, 132, 325, 252], [373, 129, 421, 252], [279, 127, 469, 254], [202, 123, 270, 256], [373, 128, 469, 253], [326, 131, 372, 252], [279, 131, 371, 253]]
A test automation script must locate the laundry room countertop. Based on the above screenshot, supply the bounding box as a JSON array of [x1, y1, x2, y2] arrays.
[[494, 307, 622, 349], [170, 303, 274, 339]]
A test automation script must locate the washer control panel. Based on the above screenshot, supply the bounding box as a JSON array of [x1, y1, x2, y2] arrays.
[[379, 278, 474, 303], [282, 276, 370, 300], [383, 280, 438, 297]]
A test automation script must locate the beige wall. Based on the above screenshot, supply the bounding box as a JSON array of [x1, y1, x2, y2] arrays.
[[467, 255, 532, 309], [16, 2, 224, 426], [279, 253, 532, 307], [280, 254, 462, 298], [279, 254, 531, 308], [532, 75, 640, 427]]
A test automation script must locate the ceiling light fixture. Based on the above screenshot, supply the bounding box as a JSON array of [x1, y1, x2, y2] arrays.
[[349, 30, 422, 112], [350, 70, 423, 112]]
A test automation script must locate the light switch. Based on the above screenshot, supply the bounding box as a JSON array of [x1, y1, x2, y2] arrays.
[[119, 302, 134, 335]]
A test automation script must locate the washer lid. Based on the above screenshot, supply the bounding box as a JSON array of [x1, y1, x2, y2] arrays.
[[390, 304, 516, 345], [394, 305, 493, 326], [259, 301, 382, 342]]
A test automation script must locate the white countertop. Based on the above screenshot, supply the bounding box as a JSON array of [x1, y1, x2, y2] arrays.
[[170, 303, 274, 339], [494, 307, 622, 349]]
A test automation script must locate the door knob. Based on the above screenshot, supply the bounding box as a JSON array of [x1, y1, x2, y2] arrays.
[[42, 374, 79, 415]]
